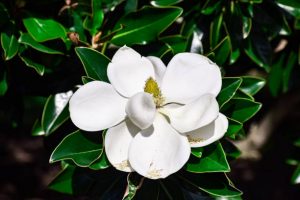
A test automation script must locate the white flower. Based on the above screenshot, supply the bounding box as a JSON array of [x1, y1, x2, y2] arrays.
[[69, 46, 228, 179]]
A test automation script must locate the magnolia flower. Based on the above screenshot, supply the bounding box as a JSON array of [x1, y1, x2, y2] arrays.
[[69, 46, 228, 179]]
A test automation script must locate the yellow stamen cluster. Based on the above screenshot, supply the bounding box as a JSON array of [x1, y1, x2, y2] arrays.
[[144, 77, 165, 107]]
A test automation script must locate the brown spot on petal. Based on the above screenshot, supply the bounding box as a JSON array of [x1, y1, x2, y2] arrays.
[[147, 169, 163, 179], [187, 135, 205, 144], [115, 160, 130, 171]]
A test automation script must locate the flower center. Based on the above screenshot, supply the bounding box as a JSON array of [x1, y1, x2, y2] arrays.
[[144, 77, 164, 107]]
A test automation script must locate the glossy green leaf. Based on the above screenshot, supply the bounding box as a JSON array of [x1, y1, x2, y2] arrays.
[[19, 53, 45, 76], [42, 92, 72, 135], [50, 130, 103, 167], [31, 119, 45, 136], [221, 98, 262, 123], [89, 151, 110, 170], [191, 147, 203, 158], [23, 17, 66, 42], [233, 90, 254, 101], [160, 35, 187, 54], [151, 0, 182, 7], [201, 0, 222, 15], [212, 36, 231, 66], [226, 118, 243, 140], [1, 32, 19, 60], [48, 165, 94, 195], [48, 165, 76, 194], [123, 173, 143, 200], [185, 142, 230, 173], [291, 164, 300, 184], [230, 48, 240, 64], [111, 6, 182, 45], [75, 47, 110, 82], [242, 16, 252, 39], [217, 77, 242, 108], [83, 0, 104, 36], [180, 173, 242, 197], [222, 140, 241, 160], [244, 36, 270, 71], [276, 0, 300, 18], [210, 13, 223, 48], [18, 33, 63, 54], [0, 72, 7, 96], [239, 76, 265, 96]]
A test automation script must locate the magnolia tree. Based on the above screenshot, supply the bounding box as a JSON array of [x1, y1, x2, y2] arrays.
[[0, 0, 300, 199]]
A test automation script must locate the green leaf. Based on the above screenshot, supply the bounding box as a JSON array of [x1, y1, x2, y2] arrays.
[[48, 165, 76, 194], [210, 13, 223, 48], [185, 142, 230, 173], [18, 53, 45, 75], [89, 151, 110, 170], [291, 164, 300, 184], [75, 47, 110, 82], [217, 77, 242, 108], [212, 36, 231, 66], [18, 33, 63, 54], [48, 165, 94, 195], [0, 71, 8, 96], [221, 98, 262, 123], [233, 90, 254, 101], [111, 6, 182, 45], [239, 76, 265, 96], [31, 119, 45, 136], [125, 0, 138, 13], [160, 35, 187, 54], [1, 32, 19, 60], [201, 0, 222, 15], [276, 0, 300, 18], [244, 36, 270, 71], [23, 17, 66, 42], [50, 130, 103, 167], [191, 147, 203, 158], [83, 0, 104, 36], [151, 0, 182, 7], [226, 118, 243, 140], [123, 173, 143, 200], [180, 173, 242, 197], [242, 16, 252, 39], [42, 92, 72, 136]]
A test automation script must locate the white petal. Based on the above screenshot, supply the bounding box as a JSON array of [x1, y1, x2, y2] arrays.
[[186, 113, 228, 147], [69, 81, 127, 131], [105, 119, 140, 172], [125, 92, 156, 130], [161, 53, 222, 104], [147, 56, 166, 85], [107, 46, 155, 97], [128, 114, 191, 179], [164, 94, 219, 133]]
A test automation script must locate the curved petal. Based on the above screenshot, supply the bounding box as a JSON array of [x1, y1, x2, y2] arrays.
[[147, 56, 166, 85], [69, 81, 127, 131], [126, 92, 156, 129], [186, 113, 228, 147], [105, 119, 140, 172], [161, 53, 222, 104], [164, 94, 219, 133], [107, 46, 155, 97], [128, 114, 191, 179]]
